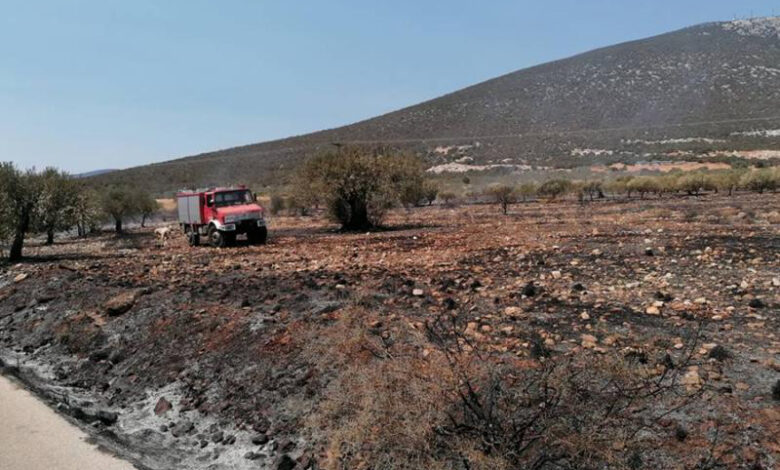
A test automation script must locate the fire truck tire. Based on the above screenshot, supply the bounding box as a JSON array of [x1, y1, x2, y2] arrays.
[[208, 226, 227, 248], [248, 227, 268, 245]]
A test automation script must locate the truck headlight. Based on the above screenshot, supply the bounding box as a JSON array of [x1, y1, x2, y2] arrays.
[[225, 215, 238, 223]]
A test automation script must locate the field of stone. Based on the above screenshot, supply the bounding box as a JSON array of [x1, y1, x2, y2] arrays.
[[1, 193, 778, 469]]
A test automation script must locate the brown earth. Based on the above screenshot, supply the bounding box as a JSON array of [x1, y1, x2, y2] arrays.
[[1, 193, 778, 469]]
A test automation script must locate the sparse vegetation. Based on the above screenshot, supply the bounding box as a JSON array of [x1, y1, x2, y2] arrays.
[[485, 183, 517, 215]]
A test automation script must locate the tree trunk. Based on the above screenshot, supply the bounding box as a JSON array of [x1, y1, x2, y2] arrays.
[[115, 218, 123, 233], [46, 229, 54, 245], [141, 214, 147, 228], [344, 200, 370, 231], [8, 209, 30, 262]]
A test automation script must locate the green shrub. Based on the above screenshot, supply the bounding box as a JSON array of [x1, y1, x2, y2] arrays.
[[537, 179, 573, 200], [740, 168, 778, 193], [295, 146, 426, 230]]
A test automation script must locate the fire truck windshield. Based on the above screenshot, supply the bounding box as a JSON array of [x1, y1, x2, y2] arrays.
[[214, 190, 253, 207]]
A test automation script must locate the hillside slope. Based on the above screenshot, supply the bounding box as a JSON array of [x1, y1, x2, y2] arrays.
[[95, 17, 780, 192]]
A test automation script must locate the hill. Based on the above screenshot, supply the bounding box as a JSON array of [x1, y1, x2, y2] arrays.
[[94, 17, 780, 193], [74, 169, 117, 179]]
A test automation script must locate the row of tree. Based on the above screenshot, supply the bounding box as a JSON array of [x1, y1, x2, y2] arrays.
[[0, 162, 158, 261], [478, 167, 779, 214]]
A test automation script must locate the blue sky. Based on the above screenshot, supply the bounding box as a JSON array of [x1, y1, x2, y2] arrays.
[[1, 1, 777, 173]]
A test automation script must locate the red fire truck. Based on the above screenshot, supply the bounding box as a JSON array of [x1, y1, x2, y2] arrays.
[[176, 186, 267, 247]]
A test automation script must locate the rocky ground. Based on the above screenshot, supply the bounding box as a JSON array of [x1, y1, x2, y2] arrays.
[[1, 193, 778, 469]]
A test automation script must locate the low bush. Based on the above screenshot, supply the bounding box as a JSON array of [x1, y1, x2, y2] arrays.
[[303, 309, 703, 470]]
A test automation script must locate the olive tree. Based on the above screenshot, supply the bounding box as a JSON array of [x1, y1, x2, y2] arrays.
[[37, 168, 80, 245], [134, 192, 159, 228], [485, 183, 517, 215], [537, 178, 573, 200], [73, 187, 102, 237], [0, 162, 43, 261], [101, 186, 138, 233], [517, 182, 537, 202], [740, 168, 778, 194], [294, 146, 426, 230]]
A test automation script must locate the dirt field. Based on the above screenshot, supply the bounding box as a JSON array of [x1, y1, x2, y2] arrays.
[[1, 193, 778, 469]]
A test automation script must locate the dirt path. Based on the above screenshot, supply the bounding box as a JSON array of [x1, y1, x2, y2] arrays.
[[0, 375, 136, 470]]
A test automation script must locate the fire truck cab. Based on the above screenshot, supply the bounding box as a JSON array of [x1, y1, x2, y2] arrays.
[[176, 186, 267, 247]]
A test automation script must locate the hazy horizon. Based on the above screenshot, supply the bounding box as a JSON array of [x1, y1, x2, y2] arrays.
[[2, 1, 777, 173]]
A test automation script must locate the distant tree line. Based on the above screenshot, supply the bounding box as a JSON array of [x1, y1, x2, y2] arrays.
[[0, 162, 159, 261], [478, 167, 779, 213]]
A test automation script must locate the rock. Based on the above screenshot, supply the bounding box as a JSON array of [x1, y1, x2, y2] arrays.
[[251, 434, 269, 445], [646, 306, 660, 315], [210, 430, 224, 443], [644, 248, 654, 256], [13, 273, 28, 283], [504, 306, 523, 316], [581, 334, 598, 349], [748, 298, 766, 309], [772, 278, 780, 287], [275, 454, 296, 470], [580, 312, 590, 320], [223, 434, 236, 445], [551, 270, 562, 279], [773, 380, 780, 401], [244, 451, 260, 460], [104, 291, 137, 316], [521, 282, 537, 297], [412, 288, 424, 297], [571, 283, 586, 292], [681, 367, 702, 391], [154, 397, 172, 416], [693, 297, 707, 305]]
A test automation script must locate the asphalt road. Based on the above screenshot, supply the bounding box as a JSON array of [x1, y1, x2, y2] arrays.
[[0, 375, 135, 470]]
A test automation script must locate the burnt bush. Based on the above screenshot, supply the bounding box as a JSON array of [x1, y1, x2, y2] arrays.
[[303, 309, 703, 470]]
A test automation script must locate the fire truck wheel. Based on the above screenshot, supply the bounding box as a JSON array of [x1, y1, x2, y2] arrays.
[[208, 226, 227, 248], [248, 227, 268, 245]]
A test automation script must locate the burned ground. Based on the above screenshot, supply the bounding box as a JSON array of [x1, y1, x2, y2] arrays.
[[1, 193, 778, 469]]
